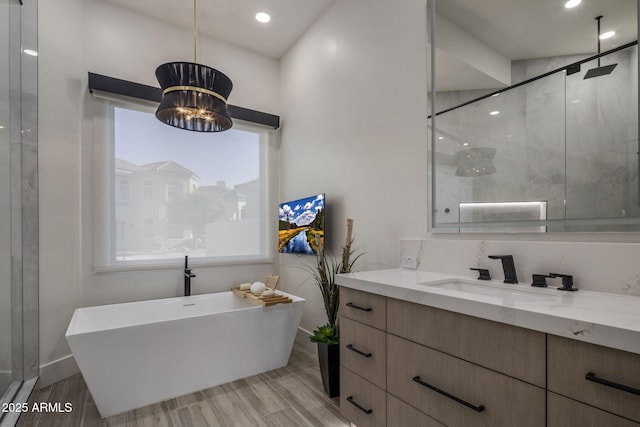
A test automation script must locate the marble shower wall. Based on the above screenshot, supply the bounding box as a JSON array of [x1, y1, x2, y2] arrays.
[[400, 238, 640, 296], [433, 47, 639, 228], [565, 48, 639, 223]]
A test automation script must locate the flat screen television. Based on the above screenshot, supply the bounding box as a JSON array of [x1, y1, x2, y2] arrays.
[[278, 193, 325, 255]]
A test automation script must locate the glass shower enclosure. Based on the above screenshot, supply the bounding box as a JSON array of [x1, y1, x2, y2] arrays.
[[0, 0, 38, 425]]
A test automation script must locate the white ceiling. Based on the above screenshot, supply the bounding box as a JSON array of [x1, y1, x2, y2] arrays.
[[100, 0, 637, 89], [100, 0, 336, 59], [435, 0, 637, 91], [437, 0, 637, 60]]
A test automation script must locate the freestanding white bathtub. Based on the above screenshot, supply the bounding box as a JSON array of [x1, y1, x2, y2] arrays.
[[65, 290, 304, 418]]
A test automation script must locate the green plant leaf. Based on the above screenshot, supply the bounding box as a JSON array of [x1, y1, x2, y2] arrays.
[[309, 323, 339, 344], [299, 218, 364, 342]]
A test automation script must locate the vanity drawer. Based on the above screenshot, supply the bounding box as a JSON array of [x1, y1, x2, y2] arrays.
[[387, 297, 545, 387], [547, 392, 639, 427], [340, 366, 386, 427], [387, 334, 545, 427], [547, 334, 640, 423], [340, 287, 386, 330], [387, 393, 444, 427], [340, 317, 386, 388]]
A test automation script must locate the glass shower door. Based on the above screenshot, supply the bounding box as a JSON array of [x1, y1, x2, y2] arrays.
[[1, 2, 37, 424], [0, 0, 13, 402]]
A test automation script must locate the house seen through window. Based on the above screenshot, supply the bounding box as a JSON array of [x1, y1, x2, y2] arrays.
[[109, 104, 268, 265]]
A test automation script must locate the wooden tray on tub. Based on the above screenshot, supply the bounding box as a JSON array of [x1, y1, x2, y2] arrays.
[[231, 275, 292, 307], [231, 288, 292, 307]]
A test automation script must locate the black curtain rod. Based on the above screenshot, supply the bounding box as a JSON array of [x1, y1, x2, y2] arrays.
[[88, 72, 280, 129], [428, 40, 638, 119]]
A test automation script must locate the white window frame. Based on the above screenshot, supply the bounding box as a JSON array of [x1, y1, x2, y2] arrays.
[[91, 95, 279, 272]]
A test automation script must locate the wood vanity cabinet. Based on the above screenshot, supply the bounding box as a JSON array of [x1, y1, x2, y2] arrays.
[[386, 298, 546, 387], [340, 287, 387, 427], [340, 287, 386, 329], [547, 392, 639, 427], [341, 366, 387, 427], [340, 317, 386, 389], [386, 298, 545, 427], [339, 287, 640, 426], [547, 335, 640, 425], [387, 333, 545, 427]]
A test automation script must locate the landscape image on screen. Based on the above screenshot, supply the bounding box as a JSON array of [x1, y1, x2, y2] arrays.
[[278, 194, 325, 255]]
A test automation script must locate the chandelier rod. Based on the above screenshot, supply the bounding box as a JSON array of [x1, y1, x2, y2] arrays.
[[193, 0, 198, 63]]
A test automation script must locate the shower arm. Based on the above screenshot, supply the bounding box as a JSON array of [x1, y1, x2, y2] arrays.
[[596, 15, 602, 68]]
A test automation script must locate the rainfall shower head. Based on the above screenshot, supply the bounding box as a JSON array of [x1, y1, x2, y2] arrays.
[[584, 63, 617, 79], [584, 15, 617, 79]]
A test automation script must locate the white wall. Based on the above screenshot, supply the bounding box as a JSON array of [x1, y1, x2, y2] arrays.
[[38, 0, 640, 388], [279, 0, 640, 351], [83, 1, 279, 115], [278, 0, 429, 344], [38, 0, 281, 387]]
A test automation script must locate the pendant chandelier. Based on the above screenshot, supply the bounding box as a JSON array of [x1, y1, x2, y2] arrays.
[[155, 0, 233, 132]]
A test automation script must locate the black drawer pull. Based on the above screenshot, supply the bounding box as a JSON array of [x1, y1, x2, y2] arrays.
[[412, 376, 485, 413], [346, 344, 372, 358], [346, 302, 372, 312], [346, 396, 373, 414], [585, 372, 640, 396]]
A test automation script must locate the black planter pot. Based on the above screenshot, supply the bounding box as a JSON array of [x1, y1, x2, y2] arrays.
[[317, 342, 340, 398]]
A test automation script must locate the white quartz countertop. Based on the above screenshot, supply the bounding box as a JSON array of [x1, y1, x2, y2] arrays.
[[336, 269, 640, 355]]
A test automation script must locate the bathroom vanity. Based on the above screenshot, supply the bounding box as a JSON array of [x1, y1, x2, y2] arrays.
[[336, 270, 640, 427]]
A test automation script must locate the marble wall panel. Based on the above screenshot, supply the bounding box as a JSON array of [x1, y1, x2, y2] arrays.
[[401, 238, 640, 296], [433, 47, 638, 228]]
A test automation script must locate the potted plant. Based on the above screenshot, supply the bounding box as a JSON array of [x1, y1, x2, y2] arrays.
[[306, 218, 362, 398]]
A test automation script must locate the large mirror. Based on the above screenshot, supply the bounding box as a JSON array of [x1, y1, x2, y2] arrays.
[[430, 0, 639, 232]]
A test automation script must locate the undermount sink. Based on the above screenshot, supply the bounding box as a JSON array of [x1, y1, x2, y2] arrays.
[[422, 281, 560, 304]]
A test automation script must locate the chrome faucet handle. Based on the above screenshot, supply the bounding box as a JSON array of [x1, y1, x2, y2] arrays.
[[549, 273, 577, 291], [470, 268, 491, 281]]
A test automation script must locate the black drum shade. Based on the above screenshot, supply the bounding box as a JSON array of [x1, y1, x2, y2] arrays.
[[155, 62, 233, 132]]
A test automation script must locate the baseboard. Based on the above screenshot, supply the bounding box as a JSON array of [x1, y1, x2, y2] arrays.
[[295, 326, 316, 355], [38, 354, 79, 389]]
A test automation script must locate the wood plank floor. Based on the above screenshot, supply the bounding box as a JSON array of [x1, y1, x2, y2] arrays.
[[17, 343, 349, 427]]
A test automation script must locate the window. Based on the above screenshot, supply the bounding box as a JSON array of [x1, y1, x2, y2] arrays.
[[118, 179, 130, 205], [166, 180, 183, 201], [144, 180, 154, 201], [92, 97, 276, 269]]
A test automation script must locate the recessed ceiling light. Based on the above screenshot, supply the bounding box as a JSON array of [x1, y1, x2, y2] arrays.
[[599, 31, 616, 40], [23, 49, 38, 56], [489, 111, 500, 116], [255, 12, 271, 23], [437, 136, 444, 140], [564, 0, 582, 8]]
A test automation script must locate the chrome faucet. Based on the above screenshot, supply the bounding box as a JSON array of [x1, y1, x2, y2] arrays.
[[488, 255, 518, 284], [184, 255, 195, 296]]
